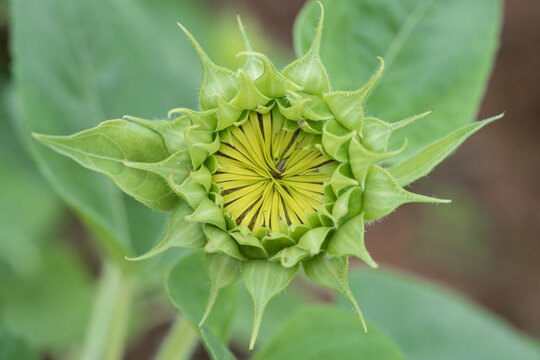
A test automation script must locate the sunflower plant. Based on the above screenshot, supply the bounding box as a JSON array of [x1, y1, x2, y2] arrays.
[[30, 0, 502, 354]]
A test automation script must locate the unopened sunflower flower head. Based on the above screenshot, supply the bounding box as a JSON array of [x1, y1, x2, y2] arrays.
[[33, 2, 501, 350]]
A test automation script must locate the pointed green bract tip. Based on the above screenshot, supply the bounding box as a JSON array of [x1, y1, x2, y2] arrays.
[[282, 1, 329, 94], [243, 260, 298, 351]]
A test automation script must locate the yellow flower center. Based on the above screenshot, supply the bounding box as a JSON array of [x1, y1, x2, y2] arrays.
[[214, 110, 332, 232]]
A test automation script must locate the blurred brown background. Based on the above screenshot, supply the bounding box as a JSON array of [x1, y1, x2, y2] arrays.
[[207, 0, 540, 337]]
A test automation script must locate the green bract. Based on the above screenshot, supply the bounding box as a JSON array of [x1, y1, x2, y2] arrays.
[[32, 3, 501, 350]]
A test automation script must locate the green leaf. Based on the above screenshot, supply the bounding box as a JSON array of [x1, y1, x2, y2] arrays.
[[32, 120, 179, 212], [127, 202, 206, 261], [0, 327, 38, 360], [342, 270, 540, 360], [0, 124, 63, 275], [199, 253, 241, 327], [242, 260, 298, 351], [252, 306, 404, 360], [363, 166, 450, 221], [303, 255, 366, 331], [166, 251, 238, 360], [11, 0, 217, 259], [389, 114, 502, 186], [0, 245, 93, 350], [295, 0, 502, 161]]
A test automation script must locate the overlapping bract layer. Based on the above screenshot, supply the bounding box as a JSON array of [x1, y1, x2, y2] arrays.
[[32, 3, 501, 350]]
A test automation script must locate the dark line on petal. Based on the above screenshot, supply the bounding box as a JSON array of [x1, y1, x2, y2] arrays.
[[280, 197, 291, 226], [236, 198, 261, 226]]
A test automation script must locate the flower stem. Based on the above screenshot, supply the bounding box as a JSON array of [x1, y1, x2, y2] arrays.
[[81, 260, 133, 360], [154, 316, 199, 360]]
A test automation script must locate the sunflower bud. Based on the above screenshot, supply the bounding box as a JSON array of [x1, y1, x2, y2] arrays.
[[32, 1, 501, 350]]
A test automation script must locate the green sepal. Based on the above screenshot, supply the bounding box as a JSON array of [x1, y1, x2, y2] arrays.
[[126, 150, 209, 209], [32, 120, 178, 211], [245, 52, 302, 98], [287, 223, 310, 241], [297, 226, 333, 256], [254, 100, 276, 115], [233, 110, 250, 127], [230, 226, 268, 259], [332, 186, 363, 226], [176, 22, 240, 110], [190, 165, 212, 192], [287, 92, 333, 121], [271, 246, 310, 268], [186, 198, 227, 230], [177, 177, 208, 209], [326, 213, 377, 268], [124, 115, 190, 154], [283, 2, 329, 95], [126, 202, 206, 261], [302, 254, 367, 332], [242, 259, 299, 351], [323, 183, 337, 202], [236, 15, 264, 80], [184, 126, 220, 169], [167, 108, 217, 132], [204, 155, 218, 174], [203, 224, 246, 261], [389, 114, 503, 186], [276, 97, 309, 121], [349, 135, 407, 185], [307, 210, 323, 228], [363, 166, 451, 221], [323, 57, 384, 132], [299, 119, 325, 134], [330, 163, 359, 197], [361, 111, 432, 152], [124, 150, 191, 193], [216, 95, 244, 131], [322, 119, 355, 161], [230, 70, 271, 110], [199, 253, 241, 327], [261, 233, 296, 257], [318, 202, 337, 227]]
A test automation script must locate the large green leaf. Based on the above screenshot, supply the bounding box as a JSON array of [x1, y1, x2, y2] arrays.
[[295, 0, 502, 161], [166, 251, 238, 360], [0, 87, 63, 274], [0, 85, 92, 351], [341, 270, 540, 360], [252, 306, 404, 360], [0, 245, 93, 350], [0, 327, 38, 360], [10, 0, 214, 259]]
